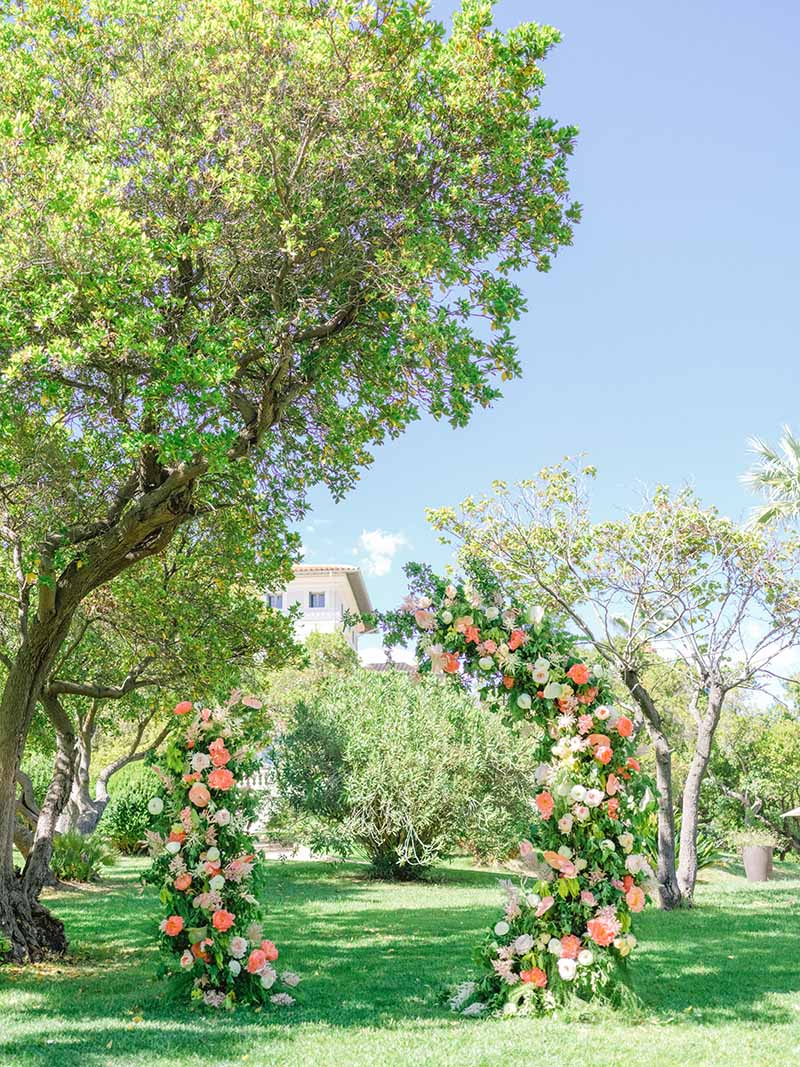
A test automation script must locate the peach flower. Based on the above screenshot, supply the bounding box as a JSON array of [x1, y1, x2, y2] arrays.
[[162, 915, 184, 937], [260, 939, 279, 961], [442, 652, 460, 674], [626, 886, 646, 913], [605, 773, 621, 796], [535, 896, 555, 918], [246, 948, 267, 974], [586, 917, 617, 947], [595, 746, 613, 765], [616, 716, 634, 737], [174, 700, 194, 716], [508, 629, 527, 651], [560, 934, 582, 960], [174, 872, 192, 892], [209, 737, 231, 767], [189, 782, 211, 808]]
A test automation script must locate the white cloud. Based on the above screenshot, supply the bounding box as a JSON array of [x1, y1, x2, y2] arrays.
[[355, 528, 410, 577]]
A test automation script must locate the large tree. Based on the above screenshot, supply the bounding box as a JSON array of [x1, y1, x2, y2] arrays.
[[0, 0, 580, 958], [428, 464, 800, 906]]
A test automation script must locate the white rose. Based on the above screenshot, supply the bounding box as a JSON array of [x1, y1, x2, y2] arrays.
[[441, 610, 453, 624], [534, 763, 553, 784], [557, 957, 577, 981], [517, 692, 532, 710], [618, 832, 634, 852], [585, 789, 604, 808], [478, 656, 494, 671], [570, 784, 586, 803], [494, 921, 510, 937], [526, 893, 541, 908], [527, 605, 545, 626], [577, 949, 594, 967], [147, 797, 164, 816], [260, 966, 277, 989], [485, 606, 499, 621], [547, 938, 562, 956], [205, 847, 221, 863], [214, 809, 231, 826], [228, 959, 241, 976], [166, 841, 181, 855], [555, 781, 572, 797], [209, 874, 225, 891], [191, 752, 211, 772], [543, 681, 563, 700], [532, 667, 549, 684], [512, 933, 534, 955]]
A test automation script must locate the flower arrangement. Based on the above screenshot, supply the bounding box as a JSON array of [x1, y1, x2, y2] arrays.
[[143, 692, 299, 1011], [363, 568, 657, 1016]]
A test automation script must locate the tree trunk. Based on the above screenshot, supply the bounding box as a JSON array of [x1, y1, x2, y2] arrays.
[[621, 669, 682, 909], [0, 624, 73, 961], [20, 696, 77, 900], [57, 717, 103, 835], [677, 687, 725, 903]]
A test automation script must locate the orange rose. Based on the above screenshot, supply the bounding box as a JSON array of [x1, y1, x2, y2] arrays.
[[616, 716, 634, 737], [208, 767, 235, 791], [174, 700, 194, 716], [595, 746, 613, 766], [246, 948, 267, 974], [442, 652, 460, 674], [508, 629, 527, 651], [502, 675, 515, 689], [212, 909, 236, 932], [521, 967, 547, 987], [588, 734, 611, 748], [534, 791, 554, 819], [163, 915, 184, 937], [174, 873, 192, 892], [566, 663, 590, 686], [464, 625, 481, 644]]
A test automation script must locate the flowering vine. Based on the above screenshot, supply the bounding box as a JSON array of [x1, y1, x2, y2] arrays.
[[360, 566, 657, 1016], [143, 693, 299, 1010]]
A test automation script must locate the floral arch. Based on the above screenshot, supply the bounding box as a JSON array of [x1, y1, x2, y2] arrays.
[[368, 568, 658, 1016]]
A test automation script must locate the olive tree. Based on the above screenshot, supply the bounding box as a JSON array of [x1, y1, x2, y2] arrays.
[[0, 0, 580, 957]]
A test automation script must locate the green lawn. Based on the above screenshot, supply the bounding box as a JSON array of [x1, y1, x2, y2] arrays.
[[1, 857, 799, 1067]]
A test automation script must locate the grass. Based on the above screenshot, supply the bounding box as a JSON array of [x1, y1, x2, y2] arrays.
[[1, 856, 799, 1067]]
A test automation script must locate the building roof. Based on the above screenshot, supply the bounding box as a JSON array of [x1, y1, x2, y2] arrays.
[[292, 564, 375, 622]]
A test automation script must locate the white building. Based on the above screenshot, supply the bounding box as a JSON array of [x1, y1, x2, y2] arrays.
[[267, 564, 375, 649]]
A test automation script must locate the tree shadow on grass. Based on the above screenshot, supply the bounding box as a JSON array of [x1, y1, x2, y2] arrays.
[[3, 860, 800, 1065]]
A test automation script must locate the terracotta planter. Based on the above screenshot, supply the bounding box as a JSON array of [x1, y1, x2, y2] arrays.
[[742, 844, 773, 882]]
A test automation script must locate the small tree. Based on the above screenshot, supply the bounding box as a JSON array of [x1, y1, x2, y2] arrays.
[[0, 0, 581, 958], [428, 464, 800, 905], [277, 669, 538, 878]]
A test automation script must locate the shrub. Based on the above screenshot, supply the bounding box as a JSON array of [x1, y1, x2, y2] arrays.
[[643, 810, 726, 872], [102, 763, 161, 853], [277, 670, 538, 879], [51, 831, 117, 883]]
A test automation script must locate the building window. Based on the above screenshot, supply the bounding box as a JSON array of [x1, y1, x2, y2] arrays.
[[308, 592, 326, 609], [267, 594, 283, 610]]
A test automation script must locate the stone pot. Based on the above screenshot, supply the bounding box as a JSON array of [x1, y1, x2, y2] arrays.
[[742, 844, 773, 882]]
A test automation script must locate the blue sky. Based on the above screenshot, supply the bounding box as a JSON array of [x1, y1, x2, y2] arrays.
[[301, 0, 800, 636]]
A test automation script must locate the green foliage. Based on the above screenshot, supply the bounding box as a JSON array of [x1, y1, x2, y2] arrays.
[[642, 812, 726, 873], [18, 749, 55, 809], [51, 831, 117, 884], [102, 764, 161, 854], [277, 669, 538, 878]]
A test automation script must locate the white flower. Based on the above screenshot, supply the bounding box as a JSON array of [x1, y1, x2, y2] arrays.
[[441, 610, 453, 624], [601, 839, 617, 851], [281, 971, 301, 987], [570, 784, 586, 803], [555, 781, 572, 797], [485, 606, 500, 621], [577, 949, 594, 967], [543, 681, 563, 700], [557, 845, 573, 859], [445, 585, 457, 600], [558, 814, 574, 834], [557, 957, 577, 981], [205, 847, 221, 863], [534, 763, 553, 784], [517, 692, 532, 710], [617, 832, 634, 853], [526, 893, 541, 908], [147, 797, 164, 816], [527, 605, 545, 626], [494, 921, 510, 937], [260, 966, 277, 989], [512, 933, 534, 955], [478, 656, 494, 671], [214, 809, 231, 826], [166, 841, 181, 855], [532, 666, 549, 685], [229, 936, 248, 958], [547, 938, 562, 956], [228, 959, 241, 976], [180, 950, 193, 969], [191, 752, 211, 772], [585, 789, 604, 808], [209, 874, 225, 891]]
